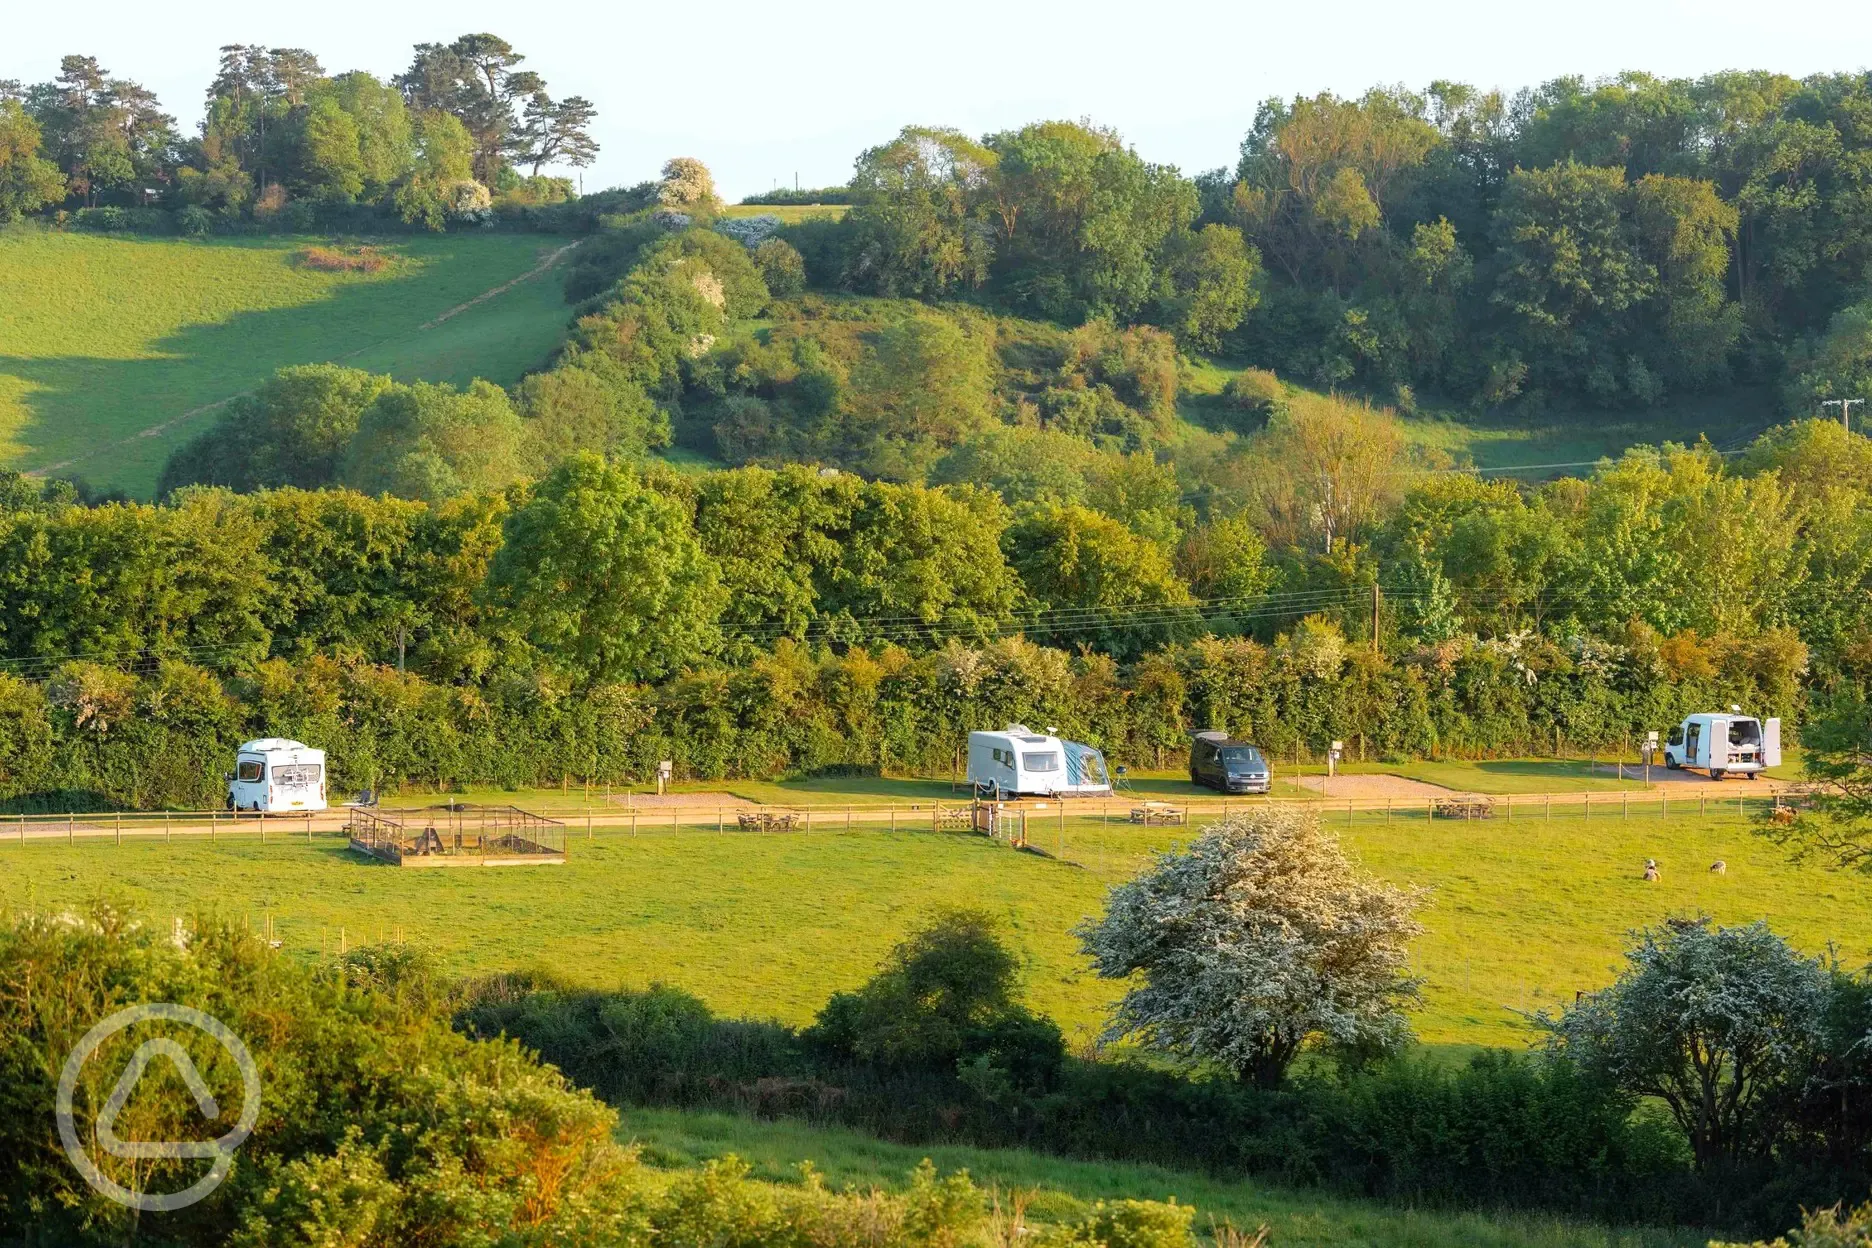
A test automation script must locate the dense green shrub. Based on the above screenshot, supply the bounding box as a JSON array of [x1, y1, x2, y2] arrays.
[[0, 908, 643, 1244]]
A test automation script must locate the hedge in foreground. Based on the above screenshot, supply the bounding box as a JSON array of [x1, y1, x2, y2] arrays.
[[0, 909, 1068, 1248]]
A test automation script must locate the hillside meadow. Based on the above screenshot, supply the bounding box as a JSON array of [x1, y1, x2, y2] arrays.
[[1, 804, 1864, 1049], [0, 227, 579, 494]]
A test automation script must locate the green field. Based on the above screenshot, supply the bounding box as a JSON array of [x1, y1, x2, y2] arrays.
[[720, 203, 850, 223], [1177, 358, 1778, 481], [2, 804, 1863, 1049], [620, 1107, 1698, 1247], [0, 226, 581, 495]]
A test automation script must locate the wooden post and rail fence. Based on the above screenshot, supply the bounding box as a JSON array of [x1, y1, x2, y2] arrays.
[[1, 785, 1802, 848]]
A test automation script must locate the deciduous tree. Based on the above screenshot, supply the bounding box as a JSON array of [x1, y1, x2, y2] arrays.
[[1078, 807, 1424, 1088]]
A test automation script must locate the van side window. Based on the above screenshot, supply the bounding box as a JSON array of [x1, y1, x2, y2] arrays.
[[1668, 726, 1683, 746], [237, 760, 263, 782]]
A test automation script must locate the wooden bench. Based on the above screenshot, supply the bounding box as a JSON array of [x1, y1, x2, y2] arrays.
[[1434, 799, 1494, 820]]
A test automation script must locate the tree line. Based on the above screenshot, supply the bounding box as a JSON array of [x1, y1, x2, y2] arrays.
[[2, 417, 1855, 807], [790, 73, 1872, 414], [0, 32, 596, 233]]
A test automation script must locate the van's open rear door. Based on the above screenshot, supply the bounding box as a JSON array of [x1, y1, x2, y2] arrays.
[[1708, 719, 1729, 771], [1764, 718, 1782, 768]]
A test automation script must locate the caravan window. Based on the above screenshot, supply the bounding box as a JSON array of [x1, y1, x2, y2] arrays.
[[237, 760, 264, 783], [1022, 752, 1061, 772], [273, 763, 322, 786], [1728, 720, 1762, 747]]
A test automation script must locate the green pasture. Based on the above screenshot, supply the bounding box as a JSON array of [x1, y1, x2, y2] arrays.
[[1, 799, 1863, 1049], [1177, 356, 1777, 481], [0, 226, 579, 495], [620, 1107, 1700, 1247], [719, 204, 850, 223]]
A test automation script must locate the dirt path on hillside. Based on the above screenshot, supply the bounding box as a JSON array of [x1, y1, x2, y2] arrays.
[[24, 239, 584, 479], [418, 240, 582, 329]]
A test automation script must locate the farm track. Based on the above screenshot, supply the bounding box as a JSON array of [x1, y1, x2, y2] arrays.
[[23, 239, 583, 479], [2, 781, 1804, 844]]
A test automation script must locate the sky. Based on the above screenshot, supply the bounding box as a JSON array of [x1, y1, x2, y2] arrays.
[[7, 0, 1872, 201]]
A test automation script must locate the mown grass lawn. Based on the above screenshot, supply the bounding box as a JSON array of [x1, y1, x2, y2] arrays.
[[1, 802, 1863, 1049], [0, 226, 577, 495], [618, 1106, 1703, 1248]]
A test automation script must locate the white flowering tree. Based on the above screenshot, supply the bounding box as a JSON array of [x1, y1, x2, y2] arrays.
[[1544, 918, 1830, 1172], [1076, 808, 1425, 1088], [658, 157, 720, 215]]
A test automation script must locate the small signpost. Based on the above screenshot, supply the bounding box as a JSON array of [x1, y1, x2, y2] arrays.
[[1642, 731, 1659, 784], [1325, 740, 1343, 797], [657, 760, 673, 796]]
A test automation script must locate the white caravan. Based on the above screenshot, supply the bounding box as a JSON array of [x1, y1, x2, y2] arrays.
[[967, 725, 1112, 798], [1662, 710, 1781, 780], [227, 738, 328, 812]]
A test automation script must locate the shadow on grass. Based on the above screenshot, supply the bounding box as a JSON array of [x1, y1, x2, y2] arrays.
[[1, 234, 571, 494]]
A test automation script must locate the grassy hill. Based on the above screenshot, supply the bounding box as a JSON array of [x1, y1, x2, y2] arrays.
[[0, 227, 581, 496], [1, 804, 1862, 1050]]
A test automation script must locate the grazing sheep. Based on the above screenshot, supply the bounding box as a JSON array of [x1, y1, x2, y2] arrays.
[[1643, 858, 1660, 882], [1710, 860, 1726, 874]]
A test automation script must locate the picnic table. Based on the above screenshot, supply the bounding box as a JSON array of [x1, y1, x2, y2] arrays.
[[1129, 802, 1187, 826], [737, 811, 800, 833]]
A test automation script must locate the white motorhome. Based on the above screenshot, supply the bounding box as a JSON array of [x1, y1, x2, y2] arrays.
[[1662, 710, 1781, 780], [227, 738, 328, 812], [967, 725, 1112, 798]]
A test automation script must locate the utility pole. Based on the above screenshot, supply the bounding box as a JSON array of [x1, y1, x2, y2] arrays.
[[1822, 398, 1865, 433], [1371, 583, 1381, 654]]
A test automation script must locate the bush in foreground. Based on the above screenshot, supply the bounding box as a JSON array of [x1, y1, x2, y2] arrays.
[[0, 908, 1037, 1247]]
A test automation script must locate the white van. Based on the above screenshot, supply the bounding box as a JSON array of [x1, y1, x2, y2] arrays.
[[1662, 711, 1780, 780], [227, 738, 328, 812], [967, 725, 1112, 798]]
